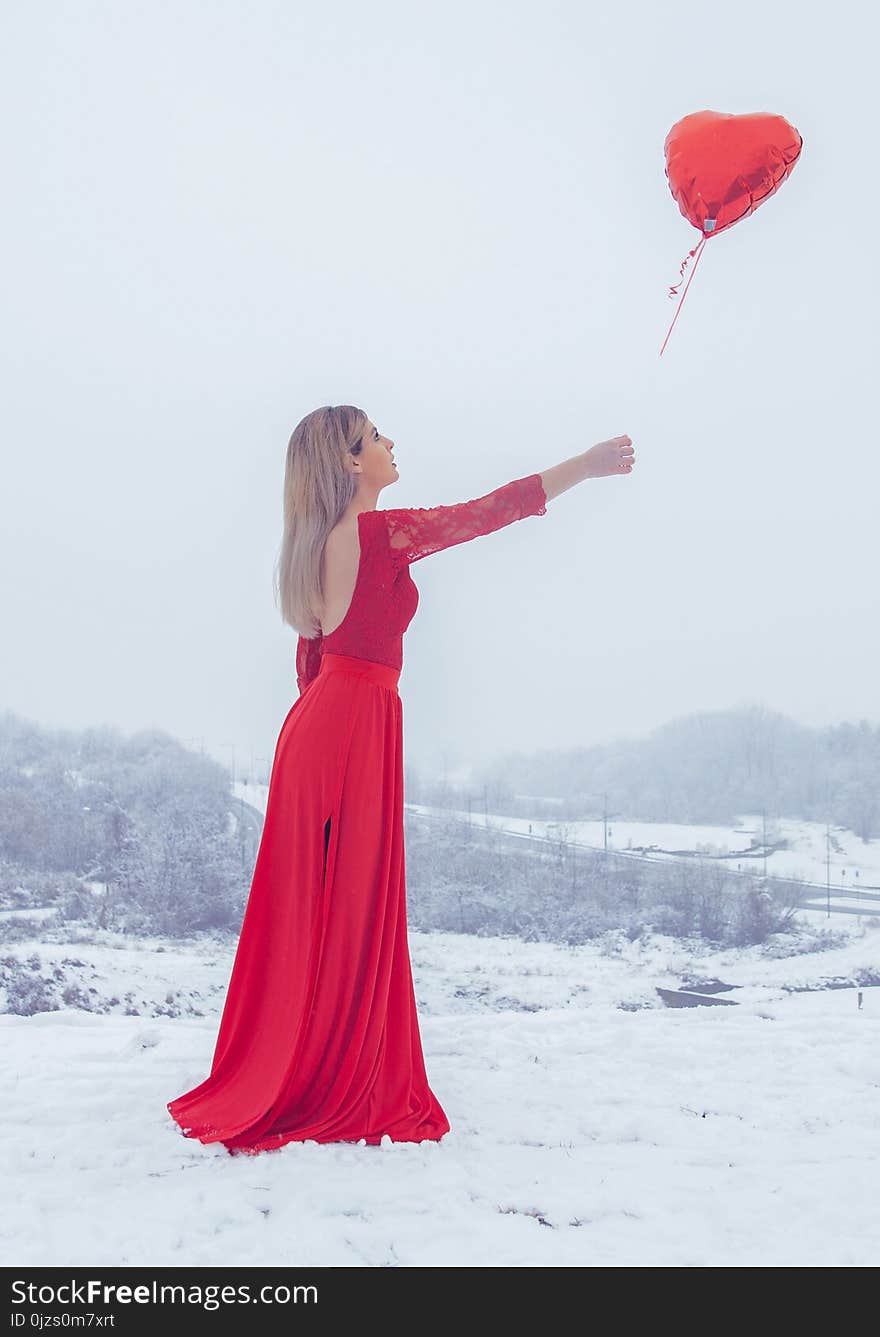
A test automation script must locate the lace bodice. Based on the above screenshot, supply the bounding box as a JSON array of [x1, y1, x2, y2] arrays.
[[295, 472, 547, 694]]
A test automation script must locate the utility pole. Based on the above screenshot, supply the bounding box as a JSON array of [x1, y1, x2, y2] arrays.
[[582, 791, 611, 852]]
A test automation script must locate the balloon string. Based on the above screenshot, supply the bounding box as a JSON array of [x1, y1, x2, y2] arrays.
[[659, 234, 709, 357]]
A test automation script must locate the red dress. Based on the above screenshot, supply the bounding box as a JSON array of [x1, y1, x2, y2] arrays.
[[167, 473, 548, 1154]]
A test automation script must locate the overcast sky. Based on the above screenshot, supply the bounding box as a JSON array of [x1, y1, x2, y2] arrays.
[[2, 1, 876, 782]]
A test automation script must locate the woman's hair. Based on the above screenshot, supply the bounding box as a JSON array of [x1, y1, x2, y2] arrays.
[[274, 404, 368, 638]]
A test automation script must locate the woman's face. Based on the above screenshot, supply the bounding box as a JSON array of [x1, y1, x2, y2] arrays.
[[356, 419, 398, 488]]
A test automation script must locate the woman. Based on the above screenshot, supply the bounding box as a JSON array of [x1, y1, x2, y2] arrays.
[[167, 405, 635, 1154]]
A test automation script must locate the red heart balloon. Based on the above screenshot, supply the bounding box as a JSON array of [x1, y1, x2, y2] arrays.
[[665, 109, 803, 238]]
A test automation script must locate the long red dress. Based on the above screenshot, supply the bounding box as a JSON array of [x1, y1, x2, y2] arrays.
[[167, 472, 548, 1154]]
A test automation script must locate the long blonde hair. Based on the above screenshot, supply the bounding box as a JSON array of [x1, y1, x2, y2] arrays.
[[274, 405, 367, 638]]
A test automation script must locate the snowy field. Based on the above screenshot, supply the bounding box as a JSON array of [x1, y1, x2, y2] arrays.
[[3, 918, 879, 1267], [414, 804, 880, 900], [237, 783, 880, 908]]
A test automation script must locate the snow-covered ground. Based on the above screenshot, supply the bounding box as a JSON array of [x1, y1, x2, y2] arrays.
[[416, 806, 880, 898], [236, 783, 880, 905], [3, 919, 879, 1267]]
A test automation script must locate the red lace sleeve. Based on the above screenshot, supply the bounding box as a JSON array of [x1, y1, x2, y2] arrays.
[[295, 632, 323, 696], [380, 473, 547, 565]]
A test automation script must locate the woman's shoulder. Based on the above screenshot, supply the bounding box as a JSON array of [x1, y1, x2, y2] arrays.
[[355, 507, 394, 545], [328, 507, 384, 534]]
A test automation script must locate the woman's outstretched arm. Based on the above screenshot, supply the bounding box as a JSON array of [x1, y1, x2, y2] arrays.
[[377, 435, 635, 566], [380, 473, 548, 565], [538, 435, 634, 502]]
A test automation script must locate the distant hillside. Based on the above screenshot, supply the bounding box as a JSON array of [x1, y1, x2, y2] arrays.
[[0, 710, 251, 936], [431, 705, 880, 839]]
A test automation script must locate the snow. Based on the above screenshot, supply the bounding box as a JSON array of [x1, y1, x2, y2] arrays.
[[411, 806, 880, 895], [3, 920, 879, 1266], [237, 783, 880, 908]]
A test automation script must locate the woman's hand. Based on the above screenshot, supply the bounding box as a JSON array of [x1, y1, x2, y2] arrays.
[[537, 434, 635, 503], [585, 435, 634, 478]]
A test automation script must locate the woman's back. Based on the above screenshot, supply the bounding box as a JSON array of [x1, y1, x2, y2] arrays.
[[319, 517, 363, 637]]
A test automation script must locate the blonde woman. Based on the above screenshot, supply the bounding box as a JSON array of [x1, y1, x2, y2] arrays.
[[167, 405, 634, 1154]]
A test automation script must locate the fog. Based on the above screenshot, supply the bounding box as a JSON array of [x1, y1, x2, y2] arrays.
[[2, 0, 876, 780]]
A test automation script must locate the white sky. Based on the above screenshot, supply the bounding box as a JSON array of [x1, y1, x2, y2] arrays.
[[2, 1, 877, 781]]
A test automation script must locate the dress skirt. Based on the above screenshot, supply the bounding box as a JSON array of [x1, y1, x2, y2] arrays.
[[167, 651, 450, 1154]]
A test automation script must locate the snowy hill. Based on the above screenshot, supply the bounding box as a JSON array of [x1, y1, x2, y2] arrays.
[[3, 920, 879, 1267], [235, 783, 880, 913]]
